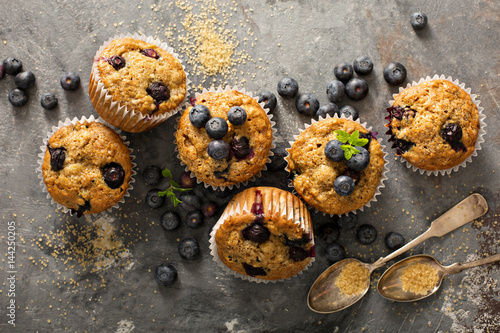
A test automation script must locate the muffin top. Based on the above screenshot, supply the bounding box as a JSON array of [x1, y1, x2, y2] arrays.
[[286, 118, 385, 215], [175, 90, 273, 188], [95, 37, 186, 116], [42, 121, 133, 216], [386, 79, 479, 171]]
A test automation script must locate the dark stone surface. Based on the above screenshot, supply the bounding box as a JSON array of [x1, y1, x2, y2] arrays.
[[0, 1, 499, 332]]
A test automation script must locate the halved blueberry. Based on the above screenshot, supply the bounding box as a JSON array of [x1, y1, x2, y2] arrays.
[[189, 104, 211, 128], [242, 223, 270, 243], [107, 55, 126, 70], [102, 162, 125, 189]]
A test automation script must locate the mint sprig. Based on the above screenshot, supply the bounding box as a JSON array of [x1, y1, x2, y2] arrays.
[[158, 168, 192, 207], [334, 130, 369, 160]]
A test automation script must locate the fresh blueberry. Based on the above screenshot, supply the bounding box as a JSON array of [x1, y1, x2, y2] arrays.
[[257, 91, 277, 110], [243, 263, 266, 277], [205, 117, 228, 139], [325, 243, 346, 264], [334, 175, 355, 196], [346, 146, 370, 171], [143, 165, 162, 185], [410, 12, 428, 30], [107, 55, 126, 70], [383, 62, 407, 85], [295, 93, 319, 116], [353, 56, 374, 75], [326, 80, 345, 103], [60, 72, 80, 91], [384, 231, 405, 250], [189, 104, 211, 128], [338, 213, 358, 230], [316, 103, 340, 119], [48, 146, 66, 171], [3, 57, 23, 75], [185, 210, 204, 228], [146, 189, 165, 209], [40, 92, 58, 110], [334, 62, 354, 82], [102, 163, 125, 189], [160, 211, 181, 231], [201, 201, 218, 218], [8, 88, 28, 107], [179, 193, 202, 211], [154, 263, 177, 286], [14, 71, 36, 89], [317, 222, 340, 244], [345, 78, 369, 101], [207, 140, 230, 160], [230, 136, 251, 160], [277, 77, 299, 98], [356, 224, 377, 245], [228, 106, 247, 126], [141, 48, 160, 59], [0, 64, 4, 79], [267, 146, 287, 171], [339, 105, 359, 120], [324, 140, 345, 162], [178, 238, 200, 260], [242, 223, 270, 243], [289, 246, 309, 261], [147, 82, 170, 103], [179, 171, 196, 188]]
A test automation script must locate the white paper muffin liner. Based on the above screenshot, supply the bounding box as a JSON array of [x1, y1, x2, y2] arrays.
[[387, 74, 486, 176], [89, 33, 191, 133], [36, 115, 137, 217], [209, 187, 315, 283], [174, 86, 277, 191], [285, 114, 389, 217]]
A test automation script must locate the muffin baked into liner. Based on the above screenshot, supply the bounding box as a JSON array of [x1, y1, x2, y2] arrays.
[[285, 114, 389, 216], [209, 187, 315, 283], [89, 33, 191, 133], [174, 86, 277, 190], [386, 74, 486, 176], [37, 115, 136, 217]]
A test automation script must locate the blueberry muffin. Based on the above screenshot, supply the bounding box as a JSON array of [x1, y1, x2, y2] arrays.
[[386, 79, 480, 171], [89, 37, 187, 132], [211, 187, 314, 281], [42, 121, 133, 216], [175, 89, 273, 188], [286, 117, 386, 215]]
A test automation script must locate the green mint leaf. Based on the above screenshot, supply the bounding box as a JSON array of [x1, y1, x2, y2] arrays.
[[348, 131, 360, 145], [341, 145, 360, 160], [158, 190, 168, 197], [170, 180, 181, 188], [351, 137, 369, 147], [334, 130, 350, 143], [171, 196, 182, 207], [162, 168, 173, 179], [171, 186, 193, 193]]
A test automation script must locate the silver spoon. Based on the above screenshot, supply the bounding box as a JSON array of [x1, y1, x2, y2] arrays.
[[377, 253, 500, 302], [307, 193, 488, 314]]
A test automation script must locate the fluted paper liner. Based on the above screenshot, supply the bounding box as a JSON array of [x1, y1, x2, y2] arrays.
[[36, 115, 137, 217], [89, 33, 191, 133], [209, 187, 315, 283], [285, 114, 389, 216], [174, 86, 277, 190], [387, 74, 486, 176]]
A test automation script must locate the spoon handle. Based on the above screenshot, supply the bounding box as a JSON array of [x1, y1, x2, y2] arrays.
[[446, 253, 500, 274], [373, 193, 488, 268]]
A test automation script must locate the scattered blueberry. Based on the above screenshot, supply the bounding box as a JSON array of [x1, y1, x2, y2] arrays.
[[178, 238, 200, 260], [326, 80, 345, 103], [14, 71, 35, 89], [383, 62, 407, 85], [147, 82, 170, 103], [334, 175, 355, 196], [325, 243, 346, 264], [205, 117, 228, 139], [242, 223, 270, 243], [207, 140, 230, 160], [3, 57, 23, 76], [8, 88, 28, 107], [339, 105, 359, 120], [146, 189, 165, 209], [334, 62, 354, 82], [179, 193, 202, 211], [289, 246, 309, 261], [243, 263, 266, 277], [267, 146, 287, 171], [154, 263, 177, 286], [257, 91, 277, 110], [48, 146, 66, 171], [384, 231, 405, 251], [160, 211, 181, 231], [316, 103, 340, 119], [295, 93, 319, 116], [40, 92, 58, 110], [228, 106, 247, 126], [345, 78, 369, 101], [201, 201, 218, 218], [60, 72, 80, 91], [143, 165, 162, 185], [317, 222, 340, 244], [185, 210, 204, 228], [356, 224, 377, 245], [230, 136, 251, 160], [338, 213, 358, 230], [353, 55, 374, 75], [277, 77, 299, 98], [324, 140, 345, 162], [141, 48, 160, 59], [189, 104, 211, 128], [179, 171, 196, 188], [102, 162, 125, 189], [410, 12, 428, 30], [346, 146, 370, 171], [107, 55, 126, 70]]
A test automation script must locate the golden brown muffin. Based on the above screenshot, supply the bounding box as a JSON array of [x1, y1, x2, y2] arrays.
[[286, 118, 386, 215], [175, 90, 273, 188], [213, 187, 314, 281], [42, 121, 133, 216], [386, 79, 479, 171]]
